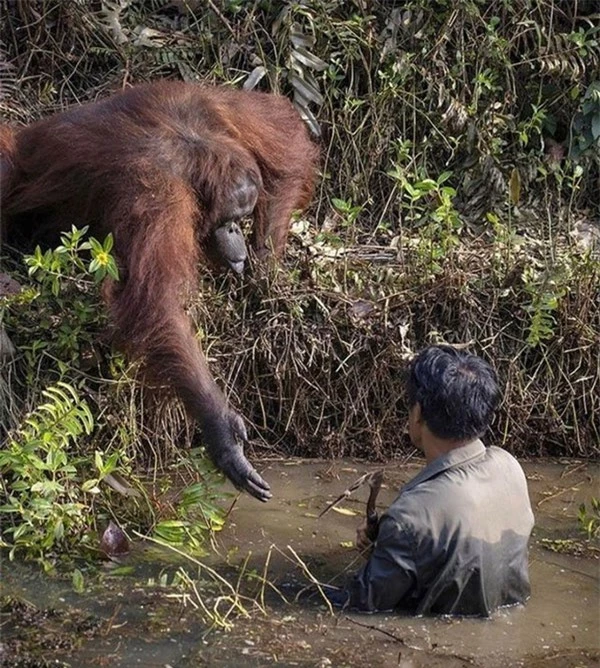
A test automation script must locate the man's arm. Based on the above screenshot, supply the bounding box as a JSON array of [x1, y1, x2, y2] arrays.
[[346, 515, 417, 612]]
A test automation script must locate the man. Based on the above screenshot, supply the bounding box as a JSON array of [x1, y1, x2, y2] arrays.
[[331, 345, 534, 617]]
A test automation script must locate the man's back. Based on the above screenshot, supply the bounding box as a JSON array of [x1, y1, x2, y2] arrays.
[[347, 440, 534, 616]]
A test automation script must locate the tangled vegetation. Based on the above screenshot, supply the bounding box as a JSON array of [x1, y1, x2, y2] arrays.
[[1, 229, 228, 568], [0, 0, 599, 564]]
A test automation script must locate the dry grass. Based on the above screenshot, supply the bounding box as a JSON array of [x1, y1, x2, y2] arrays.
[[186, 236, 598, 461]]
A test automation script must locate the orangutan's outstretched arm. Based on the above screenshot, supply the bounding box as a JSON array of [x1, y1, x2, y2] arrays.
[[106, 181, 271, 501]]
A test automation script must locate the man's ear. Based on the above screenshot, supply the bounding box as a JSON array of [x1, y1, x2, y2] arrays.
[[407, 402, 423, 448]]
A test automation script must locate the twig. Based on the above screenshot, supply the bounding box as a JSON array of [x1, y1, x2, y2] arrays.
[[286, 545, 334, 615], [536, 484, 582, 508], [342, 615, 415, 648]]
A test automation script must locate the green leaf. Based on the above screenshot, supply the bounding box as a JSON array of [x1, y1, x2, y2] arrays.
[[416, 178, 437, 188], [107, 262, 120, 281], [88, 237, 103, 253], [331, 198, 349, 211], [95, 451, 104, 472], [82, 479, 100, 493], [403, 182, 417, 197], [72, 568, 85, 593]]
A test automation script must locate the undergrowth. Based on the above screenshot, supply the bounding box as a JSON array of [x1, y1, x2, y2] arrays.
[[0, 229, 228, 570]]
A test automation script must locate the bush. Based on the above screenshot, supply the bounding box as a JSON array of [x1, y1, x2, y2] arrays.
[[0, 229, 226, 568]]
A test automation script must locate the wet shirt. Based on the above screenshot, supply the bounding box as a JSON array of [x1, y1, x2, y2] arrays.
[[346, 441, 534, 616]]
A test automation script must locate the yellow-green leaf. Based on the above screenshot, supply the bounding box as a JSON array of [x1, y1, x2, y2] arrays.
[[509, 167, 521, 205], [332, 507, 359, 516], [72, 568, 84, 593]]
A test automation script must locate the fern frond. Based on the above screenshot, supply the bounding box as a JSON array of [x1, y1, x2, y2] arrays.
[[8, 382, 94, 453]]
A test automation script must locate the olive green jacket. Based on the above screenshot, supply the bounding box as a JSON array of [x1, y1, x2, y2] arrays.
[[347, 440, 534, 616]]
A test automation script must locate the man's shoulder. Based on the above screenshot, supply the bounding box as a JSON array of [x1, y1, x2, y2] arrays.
[[486, 444, 518, 459], [385, 481, 447, 528], [385, 445, 528, 524], [485, 445, 528, 475]]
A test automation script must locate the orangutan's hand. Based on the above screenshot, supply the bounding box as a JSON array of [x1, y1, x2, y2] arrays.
[[202, 409, 272, 502]]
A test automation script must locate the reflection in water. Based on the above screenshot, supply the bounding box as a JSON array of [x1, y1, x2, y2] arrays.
[[1, 459, 598, 667]]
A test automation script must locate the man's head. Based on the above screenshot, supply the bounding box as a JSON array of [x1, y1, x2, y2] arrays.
[[406, 345, 500, 449]]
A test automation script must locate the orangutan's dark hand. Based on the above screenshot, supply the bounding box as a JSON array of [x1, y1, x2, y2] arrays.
[[202, 410, 272, 502]]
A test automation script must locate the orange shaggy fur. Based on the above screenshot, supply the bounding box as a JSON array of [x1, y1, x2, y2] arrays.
[[0, 81, 319, 500]]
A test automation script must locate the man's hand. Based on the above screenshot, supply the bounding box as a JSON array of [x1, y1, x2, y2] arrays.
[[356, 519, 374, 556]]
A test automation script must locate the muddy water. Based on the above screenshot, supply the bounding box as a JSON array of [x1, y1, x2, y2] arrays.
[[1, 458, 599, 667]]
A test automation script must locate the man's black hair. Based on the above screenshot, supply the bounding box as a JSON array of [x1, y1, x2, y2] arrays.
[[406, 345, 500, 441]]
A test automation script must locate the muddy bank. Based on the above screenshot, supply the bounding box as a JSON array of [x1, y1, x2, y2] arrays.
[[1, 458, 598, 667]]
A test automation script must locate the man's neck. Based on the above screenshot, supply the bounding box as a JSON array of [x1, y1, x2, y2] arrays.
[[421, 430, 478, 464]]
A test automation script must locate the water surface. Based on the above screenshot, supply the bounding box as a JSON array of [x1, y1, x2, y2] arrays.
[[1, 458, 598, 667]]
